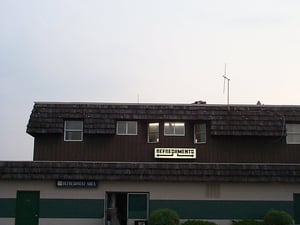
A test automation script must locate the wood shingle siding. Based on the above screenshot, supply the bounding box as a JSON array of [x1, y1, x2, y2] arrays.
[[27, 102, 300, 137], [1, 161, 300, 183]]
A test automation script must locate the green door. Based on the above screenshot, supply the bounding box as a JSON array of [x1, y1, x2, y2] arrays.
[[15, 191, 40, 225]]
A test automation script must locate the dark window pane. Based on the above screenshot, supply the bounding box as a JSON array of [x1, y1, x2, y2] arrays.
[[66, 121, 83, 130], [127, 121, 137, 135], [65, 131, 82, 141], [117, 121, 127, 134]]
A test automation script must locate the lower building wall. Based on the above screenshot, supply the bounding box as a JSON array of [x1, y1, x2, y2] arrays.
[[0, 180, 299, 225], [39, 218, 104, 225], [39, 199, 104, 218], [150, 200, 293, 219], [0, 218, 14, 225], [0, 218, 104, 225]]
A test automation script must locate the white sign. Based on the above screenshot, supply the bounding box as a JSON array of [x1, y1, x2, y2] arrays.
[[154, 148, 196, 159], [56, 180, 98, 188]]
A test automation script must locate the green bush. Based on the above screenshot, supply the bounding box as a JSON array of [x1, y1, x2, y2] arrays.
[[232, 219, 264, 225], [264, 209, 293, 225], [182, 220, 218, 225], [149, 208, 180, 225]]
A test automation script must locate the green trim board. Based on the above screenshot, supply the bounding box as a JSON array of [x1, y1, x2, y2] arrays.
[[0, 198, 294, 220], [150, 200, 293, 219], [40, 199, 104, 218], [0, 198, 104, 219], [0, 198, 15, 218]]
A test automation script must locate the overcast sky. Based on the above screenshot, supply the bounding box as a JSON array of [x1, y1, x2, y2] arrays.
[[1, 0, 300, 160]]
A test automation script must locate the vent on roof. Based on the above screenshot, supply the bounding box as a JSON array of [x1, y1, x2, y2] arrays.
[[193, 100, 206, 104]]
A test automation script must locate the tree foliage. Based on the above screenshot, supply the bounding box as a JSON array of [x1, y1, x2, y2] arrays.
[[149, 208, 180, 225]]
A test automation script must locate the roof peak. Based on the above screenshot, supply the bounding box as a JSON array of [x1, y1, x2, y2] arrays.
[[33, 101, 300, 108]]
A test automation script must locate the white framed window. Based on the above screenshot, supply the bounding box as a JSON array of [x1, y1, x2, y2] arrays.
[[148, 122, 159, 143], [64, 120, 83, 141], [117, 121, 138, 135], [194, 123, 206, 144], [286, 124, 300, 144], [164, 122, 185, 136]]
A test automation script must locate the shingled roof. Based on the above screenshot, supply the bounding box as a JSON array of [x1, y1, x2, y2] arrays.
[[26, 102, 300, 137], [1, 161, 300, 183]]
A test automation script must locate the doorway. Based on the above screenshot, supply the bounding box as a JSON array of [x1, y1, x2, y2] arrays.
[[106, 192, 128, 225], [15, 191, 40, 225]]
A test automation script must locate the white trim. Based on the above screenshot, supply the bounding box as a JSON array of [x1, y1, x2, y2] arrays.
[[147, 122, 159, 143], [163, 122, 185, 136], [194, 123, 207, 144], [286, 124, 300, 144], [116, 121, 138, 135], [64, 120, 83, 142]]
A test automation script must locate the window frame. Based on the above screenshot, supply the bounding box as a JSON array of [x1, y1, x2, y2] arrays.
[[164, 122, 185, 136], [64, 120, 83, 142], [116, 121, 138, 135], [147, 122, 159, 143], [286, 124, 300, 144], [194, 123, 207, 144]]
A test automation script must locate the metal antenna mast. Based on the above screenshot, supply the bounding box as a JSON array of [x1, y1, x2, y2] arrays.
[[222, 64, 230, 110]]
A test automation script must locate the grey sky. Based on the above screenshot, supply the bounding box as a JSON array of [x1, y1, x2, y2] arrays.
[[1, 0, 300, 160]]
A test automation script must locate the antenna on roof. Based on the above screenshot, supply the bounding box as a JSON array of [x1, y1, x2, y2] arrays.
[[222, 63, 231, 110]]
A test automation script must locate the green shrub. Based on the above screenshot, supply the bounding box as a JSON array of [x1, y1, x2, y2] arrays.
[[232, 219, 264, 225], [182, 220, 218, 225], [149, 208, 180, 225], [264, 209, 293, 225]]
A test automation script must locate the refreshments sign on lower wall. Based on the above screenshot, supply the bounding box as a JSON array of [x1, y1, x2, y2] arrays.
[[154, 148, 196, 159]]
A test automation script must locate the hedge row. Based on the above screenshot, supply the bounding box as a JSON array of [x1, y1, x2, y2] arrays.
[[149, 209, 293, 225]]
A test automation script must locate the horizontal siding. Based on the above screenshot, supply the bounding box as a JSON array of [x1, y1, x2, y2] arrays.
[[39, 218, 104, 225], [1, 198, 294, 220], [0, 198, 104, 219], [0, 219, 14, 225], [0, 198, 15, 217], [40, 199, 104, 218], [2, 180, 300, 201], [150, 200, 293, 219]]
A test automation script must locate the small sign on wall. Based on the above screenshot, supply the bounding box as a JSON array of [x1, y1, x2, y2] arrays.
[[154, 148, 196, 159], [56, 180, 98, 188]]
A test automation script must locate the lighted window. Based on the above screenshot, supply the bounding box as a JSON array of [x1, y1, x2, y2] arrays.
[[194, 123, 206, 144], [117, 121, 138, 135], [164, 122, 185, 136], [64, 120, 83, 141], [148, 122, 159, 143], [286, 124, 300, 144]]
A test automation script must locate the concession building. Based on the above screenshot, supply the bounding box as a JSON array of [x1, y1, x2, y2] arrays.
[[1, 102, 300, 225]]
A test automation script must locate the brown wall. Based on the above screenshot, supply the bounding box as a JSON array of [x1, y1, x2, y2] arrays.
[[33, 120, 300, 163]]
